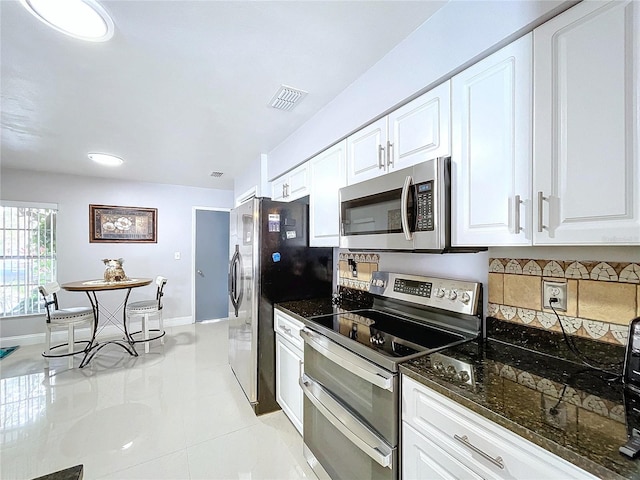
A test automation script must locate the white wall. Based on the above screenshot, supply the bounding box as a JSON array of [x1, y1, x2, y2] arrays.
[[0, 168, 233, 340], [266, 0, 572, 179], [233, 153, 269, 204]]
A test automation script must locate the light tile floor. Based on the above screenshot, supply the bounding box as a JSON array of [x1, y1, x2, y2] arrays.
[[0, 321, 317, 479]]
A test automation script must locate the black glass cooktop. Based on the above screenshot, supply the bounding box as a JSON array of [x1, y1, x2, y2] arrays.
[[306, 309, 465, 359]]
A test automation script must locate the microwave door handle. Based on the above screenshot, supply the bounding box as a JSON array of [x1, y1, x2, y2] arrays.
[[400, 175, 413, 241]]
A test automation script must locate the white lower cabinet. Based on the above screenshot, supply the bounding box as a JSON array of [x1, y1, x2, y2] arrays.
[[401, 376, 597, 480], [274, 308, 304, 434]]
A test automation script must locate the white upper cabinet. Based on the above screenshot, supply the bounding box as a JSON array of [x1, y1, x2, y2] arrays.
[[388, 82, 451, 170], [309, 140, 347, 247], [451, 34, 533, 246], [271, 162, 310, 202], [533, 0, 640, 245], [346, 117, 388, 185], [346, 83, 451, 185]]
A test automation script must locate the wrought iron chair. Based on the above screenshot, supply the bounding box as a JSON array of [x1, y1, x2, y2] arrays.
[[126, 276, 167, 353], [39, 282, 95, 368]]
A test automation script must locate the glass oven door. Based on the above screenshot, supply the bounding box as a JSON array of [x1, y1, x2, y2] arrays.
[[301, 328, 398, 443], [301, 373, 396, 480]]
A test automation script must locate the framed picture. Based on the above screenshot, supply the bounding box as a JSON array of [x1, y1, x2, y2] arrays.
[[89, 204, 157, 243]]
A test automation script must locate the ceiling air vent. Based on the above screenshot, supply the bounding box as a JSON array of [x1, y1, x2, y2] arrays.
[[210, 171, 224, 177], [269, 85, 308, 111]]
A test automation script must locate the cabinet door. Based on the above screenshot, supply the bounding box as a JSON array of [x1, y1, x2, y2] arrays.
[[346, 117, 388, 185], [403, 423, 482, 480], [275, 334, 303, 434], [451, 34, 533, 247], [389, 81, 451, 171], [533, 0, 640, 245], [287, 162, 310, 201], [309, 140, 347, 247], [271, 176, 287, 201]]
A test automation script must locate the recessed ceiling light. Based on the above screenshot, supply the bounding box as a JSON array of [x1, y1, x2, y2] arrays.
[[20, 0, 115, 42], [88, 153, 123, 166]]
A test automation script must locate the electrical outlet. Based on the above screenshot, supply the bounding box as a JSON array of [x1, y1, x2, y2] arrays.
[[542, 280, 567, 311]]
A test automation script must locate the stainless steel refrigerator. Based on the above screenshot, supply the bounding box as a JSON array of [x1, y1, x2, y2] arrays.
[[228, 197, 333, 415]]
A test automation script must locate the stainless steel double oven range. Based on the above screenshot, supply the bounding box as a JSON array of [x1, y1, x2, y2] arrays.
[[300, 271, 482, 480]]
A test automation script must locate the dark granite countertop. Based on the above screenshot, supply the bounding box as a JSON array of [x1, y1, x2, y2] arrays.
[[276, 290, 373, 322], [401, 321, 640, 479]]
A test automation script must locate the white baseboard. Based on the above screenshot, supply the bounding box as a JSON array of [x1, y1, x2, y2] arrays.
[[0, 315, 195, 348]]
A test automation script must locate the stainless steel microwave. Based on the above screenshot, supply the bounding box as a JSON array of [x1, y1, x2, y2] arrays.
[[340, 157, 481, 252]]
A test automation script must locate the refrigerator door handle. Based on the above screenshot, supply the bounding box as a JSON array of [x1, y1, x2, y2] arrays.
[[229, 245, 242, 317]]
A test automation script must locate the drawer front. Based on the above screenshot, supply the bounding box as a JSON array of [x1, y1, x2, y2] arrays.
[[402, 422, 482, 480], [274, 309, 304, 351], [402, 376, 596, 480]]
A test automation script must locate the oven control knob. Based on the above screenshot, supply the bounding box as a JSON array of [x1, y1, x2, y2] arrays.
[[458, 371, 470, 383], [434, 288, 445, 298], [445, 365, 457, 377], [433, 361, 444, 372], [460, 292, 471, 304], [447, 290, 457, 301]]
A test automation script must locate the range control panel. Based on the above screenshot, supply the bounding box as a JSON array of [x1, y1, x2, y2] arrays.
[[393, 278, 432, 297], [370, 271, 481, 316]]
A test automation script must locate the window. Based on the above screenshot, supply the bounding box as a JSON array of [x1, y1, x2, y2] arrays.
[[0, 202, 57, 317]]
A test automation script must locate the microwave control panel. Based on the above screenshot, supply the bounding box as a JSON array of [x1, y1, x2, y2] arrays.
[[415, 181, 434, 231]]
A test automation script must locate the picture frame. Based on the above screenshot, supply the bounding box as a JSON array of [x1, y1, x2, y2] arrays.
[[89, 204, 157, 243]]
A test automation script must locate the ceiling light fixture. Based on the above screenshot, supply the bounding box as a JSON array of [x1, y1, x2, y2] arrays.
[[88, 153, 123, 166], [20, 0, 115, 42]]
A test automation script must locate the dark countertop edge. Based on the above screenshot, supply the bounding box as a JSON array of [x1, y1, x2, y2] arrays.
[[274, 303, 307, 323], [400, 364, 626, 480]]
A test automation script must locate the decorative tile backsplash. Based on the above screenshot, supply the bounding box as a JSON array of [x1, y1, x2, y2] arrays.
[[488, 258, 640, 346], [338, 253, 379, 291]]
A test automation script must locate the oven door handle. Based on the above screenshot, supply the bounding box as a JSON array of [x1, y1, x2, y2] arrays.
[[300, 328, 394, 392], [400, 175, 413, 241], [300, 373, 393, 469]]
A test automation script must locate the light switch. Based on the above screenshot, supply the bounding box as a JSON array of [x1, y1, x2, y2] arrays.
[[174, 252, 181, 260]]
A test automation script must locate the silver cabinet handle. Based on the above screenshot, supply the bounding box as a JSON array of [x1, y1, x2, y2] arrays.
[[300, 328, 394, 392], [387, 140, 393, 167], [280, 325, 293, 338], [378, 145, 385, 169], [513, 195, 522, 235], [300, 374, 393, 469], [454, 434, 505, 469], [537, 191, 546, 233], [400, 175, 413, 241]]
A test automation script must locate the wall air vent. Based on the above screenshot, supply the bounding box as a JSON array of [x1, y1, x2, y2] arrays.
[[269, 85, 308, 111], [210, 171, 224, 177]]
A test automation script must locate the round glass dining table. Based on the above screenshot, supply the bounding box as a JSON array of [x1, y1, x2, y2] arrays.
[[62, 278, 153, 367]]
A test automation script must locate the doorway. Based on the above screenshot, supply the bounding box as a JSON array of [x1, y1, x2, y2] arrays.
[[194, 208, 230, 322]]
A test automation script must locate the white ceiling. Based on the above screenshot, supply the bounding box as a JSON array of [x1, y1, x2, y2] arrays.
[[0, 0, 447, 191]]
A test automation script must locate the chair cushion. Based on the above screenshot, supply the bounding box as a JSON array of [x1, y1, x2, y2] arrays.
[[50, 307, 94, 324], [126, 299, 160, 314]]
